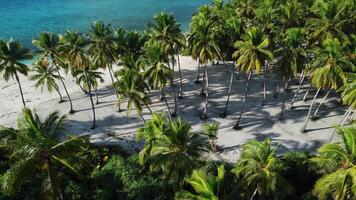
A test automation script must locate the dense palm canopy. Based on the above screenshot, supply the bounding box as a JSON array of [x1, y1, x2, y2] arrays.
[[114, 56, 151, 121], [0, 108, 88, 199], [233, 139, 291, 199], [137, 114, 212, 190], [175, 165, 225, 200], [311, 126, 356, 200]]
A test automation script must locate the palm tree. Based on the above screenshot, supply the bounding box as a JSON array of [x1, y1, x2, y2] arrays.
[[89, 21, 117, 88], [147, 12, 186, 98], [0, 108, 87, 199], [311, 125, 356, 200], [232, 139, 291, 199], [30, 58, 63, 103], [274, 28, 306, 120], [143, 42, 174, 119], [73, 66, 104, 129], [188, 10, 220, 120], [114, 56, 152, 123], [202, 122, 219, 152], [307, 0, 351, 44], [232, 27, 273, 129], [137, 115, 212, 190], [301, 38, 350, 133], [0, 39, 32, 107], [33, 32, 74, 113], [175, 165, 225, 200]]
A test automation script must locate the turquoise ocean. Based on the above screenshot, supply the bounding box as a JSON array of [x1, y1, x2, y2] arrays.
[[0, 0, 210, 49]]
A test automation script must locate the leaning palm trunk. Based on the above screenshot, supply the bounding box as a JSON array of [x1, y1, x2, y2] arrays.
[[250, 188, 258, 200], [14, 73, 26, 107], [234, 72, 253, 130], [279, 78, 291, 120], [54, 63, 74, 113], [302, 84, 312, 101], [290, 74, 306, 109], [329, 106, 353, 142], [108, 66, 121, 112], [172, 85, 178, 117], [161, 87, 172, 121], [139, 113, 146, 124], [201, 65, 209, 120], [311, 89, 331, 120], [54, 85, 63, 103], [301, 88, 321, 133], [94, 87, 99, 105], [88, 85, 96, 129], [220, 70, 235, 118], [177, 53, 183, 98], [194, 62, 201, 83]]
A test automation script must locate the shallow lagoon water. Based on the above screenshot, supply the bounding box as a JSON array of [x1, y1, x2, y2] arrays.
[[0, 0, 210, 49]]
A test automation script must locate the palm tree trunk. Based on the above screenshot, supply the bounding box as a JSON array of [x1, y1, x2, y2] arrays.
[[261, 64, 267, 106], [194, 62, 201, 84], [54, 64, 74, 113], [290, 74, 306, 109], [220, 70, 234, 118], [200, 65, 206, 96], [311, 89, 331, 120], [250, 188, 258, 200], [144, 102, 153, 115], [14, 73, 26, 107], [273, 84, 280, 99], [201, 65, 209, 120], [302, 84, 312, 101], [301, 88, 321, 133], [109, 67, 121, 112], [279, 78, 291, 120], [161, 87, 172, 121], [94, 87, 99, 105], [234, 72, 253, 130], [88, 86, 96, 129], [329, 106, 352, 142], [177, 53, 183, 98], [78, 83, 88, 95], [172, 84, 178, 117], [54, 85, 63, 103], [171, 55, 175, 86], [139, 113, 146, 124]]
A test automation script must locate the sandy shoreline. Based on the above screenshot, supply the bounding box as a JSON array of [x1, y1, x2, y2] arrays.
[[0, 56, 347, 162]]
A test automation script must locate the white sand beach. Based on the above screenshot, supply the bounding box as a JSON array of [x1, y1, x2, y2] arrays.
[[0, 56, 347, 162]]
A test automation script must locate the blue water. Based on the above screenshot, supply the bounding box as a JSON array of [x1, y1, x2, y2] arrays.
[[0, 0, 210, 49]]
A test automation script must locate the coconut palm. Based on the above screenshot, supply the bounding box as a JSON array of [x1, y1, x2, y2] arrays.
[[143, 42, 174, 119], [232, 139, 291, 199], [310, 125, 356, 200], [188, 10, 220, 120], [202, 122, 219, 152], [137, 115, 212, 190], [32, 32, 74, 113], [274, 28, 306, 120], [0, 39, 32, 107], [89, 21, 117, 86], [114, 30, 147, 60], [147, 12, 185, 117], [72, 66, 104, 129], [30, 58, 64, 103], [307, 0, 350, 44], [175, 165, 225, 200], [0, 108, 87, 199], [301, 38, 351, 132], [114, 56, 152, 123], [232, 27, 273, 129]]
